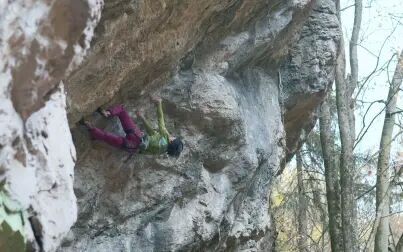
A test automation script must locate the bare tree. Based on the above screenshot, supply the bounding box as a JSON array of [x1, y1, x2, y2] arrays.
[[374, 51, 403, 252], [276, 2, 402, 251], [297, 151, 308, 252], [319, 94, 343, 251], [334, 0, 362, 250]]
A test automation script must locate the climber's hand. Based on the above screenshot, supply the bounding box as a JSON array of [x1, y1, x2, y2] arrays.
[[97, 107, 111, 117], [103, 110, 111, 117], [135, 110, 143, 118], [150, 95, 162, 104]]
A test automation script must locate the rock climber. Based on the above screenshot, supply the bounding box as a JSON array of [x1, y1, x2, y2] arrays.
[[80, 96, 184, 157]]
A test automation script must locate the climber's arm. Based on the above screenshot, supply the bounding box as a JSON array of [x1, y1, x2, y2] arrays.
[[156, 100, 170, 137], [137, 111, 156, 135]]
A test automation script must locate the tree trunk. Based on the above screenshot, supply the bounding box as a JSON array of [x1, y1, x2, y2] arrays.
[[334, 0, 362, 250], [296, 151, 308, 252], [348, 0, 362, 139], [319, 95, 343, 251], [374, 51, 403, 252], [336, 31, 357, 252], [307, 175, 327, 251]]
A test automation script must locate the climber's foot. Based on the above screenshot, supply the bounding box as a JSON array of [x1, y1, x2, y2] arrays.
[[97, 107, 111, 117], [79, 119, 94, 129]]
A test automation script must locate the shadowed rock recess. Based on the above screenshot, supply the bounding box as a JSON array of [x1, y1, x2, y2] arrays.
[[1, 0, 340, 251], [62, 0, 340, 251]]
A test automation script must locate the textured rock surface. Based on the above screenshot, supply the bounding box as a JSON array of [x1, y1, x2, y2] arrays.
[[0, 0, 103, 119], [61, 0, 340, 251], [281, 0, 340, 161], [1, 0, 340, 251], [1, 84, 77, 252], [0, 0, 102, 251], [65, 0, 312, 124]]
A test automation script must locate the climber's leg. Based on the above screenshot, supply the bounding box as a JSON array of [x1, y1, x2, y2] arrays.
[[107, 104, 143, 137], [89, 127, 125, 148]]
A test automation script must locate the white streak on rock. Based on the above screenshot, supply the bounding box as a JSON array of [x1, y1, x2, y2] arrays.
[[5, 84, 77, 251]]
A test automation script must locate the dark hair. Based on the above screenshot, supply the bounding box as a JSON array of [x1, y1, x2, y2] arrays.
[[167, 138, 184, 157]]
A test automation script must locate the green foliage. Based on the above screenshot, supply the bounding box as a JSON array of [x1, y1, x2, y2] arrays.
[[0, 186, 27, 252]]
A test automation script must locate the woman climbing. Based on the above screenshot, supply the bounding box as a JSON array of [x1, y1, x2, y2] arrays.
[[80, 96, 184, 157]]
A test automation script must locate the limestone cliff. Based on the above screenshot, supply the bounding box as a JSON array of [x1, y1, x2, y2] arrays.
[[1, 0, 340, 251], [0, 0, 102, 250], [64, 0, 340, 251]]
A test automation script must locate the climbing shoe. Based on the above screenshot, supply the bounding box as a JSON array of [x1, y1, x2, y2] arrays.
[[78, 119, 93, 129]]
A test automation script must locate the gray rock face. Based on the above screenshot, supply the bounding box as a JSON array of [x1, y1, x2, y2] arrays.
[[281, 0, 340, 160], [0, 0, 102, 251], [61, 0, 340, 251], [0, 0, 341, 250]]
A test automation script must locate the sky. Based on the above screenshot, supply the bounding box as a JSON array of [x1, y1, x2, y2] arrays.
[[340, 0, 403, 157]]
